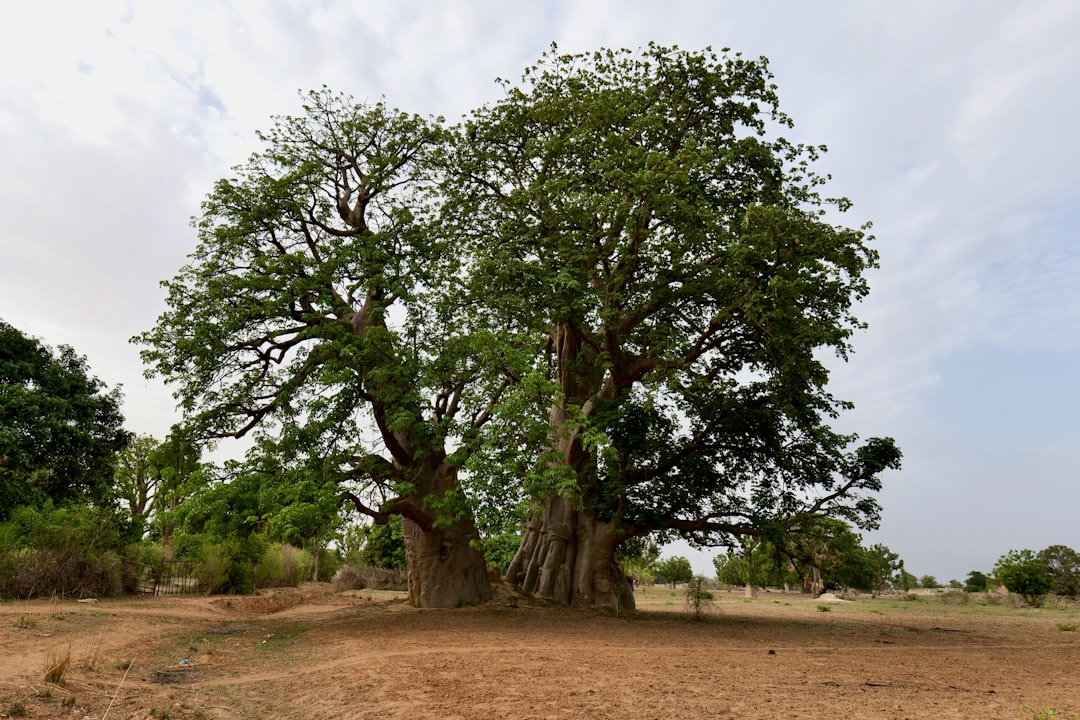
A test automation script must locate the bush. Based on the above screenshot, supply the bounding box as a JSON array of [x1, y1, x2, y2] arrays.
[[939, 589, 970, 605], [0, 505, 135, 599], [684, 576, 715, 621], [476, 533, 522, 573], [332, 564, 408, 592], [195, 541, 233, 595], [994, 549, 1052, 606], [254, 544, 312, 589]]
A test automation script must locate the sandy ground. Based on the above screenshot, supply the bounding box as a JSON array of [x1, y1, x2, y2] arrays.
[[1, 583, 1078, 719]]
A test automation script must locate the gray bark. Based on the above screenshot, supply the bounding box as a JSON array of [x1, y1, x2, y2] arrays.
[[505, 494, 634, 613], [403, 518, 492, 608]]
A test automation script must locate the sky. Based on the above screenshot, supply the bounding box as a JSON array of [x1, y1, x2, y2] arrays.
[[2, 0, 1078, 584]]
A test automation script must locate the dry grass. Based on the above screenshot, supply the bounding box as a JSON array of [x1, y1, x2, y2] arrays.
[[331, 564, 408, 592], [43, 643, 71, 684], [83, 632, 103, 670]]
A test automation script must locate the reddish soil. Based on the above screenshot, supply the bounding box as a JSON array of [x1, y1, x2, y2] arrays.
[[1, 583, 1078, 719]]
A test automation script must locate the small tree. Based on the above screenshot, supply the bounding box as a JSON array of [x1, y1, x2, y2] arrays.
[[0, 320, 131, 517], [619, 539, 661, 591], [358, 516, 408, 570], [713, 552, 745, 587], [114, 435, 161, 529], [684, 576, 715, 620], [993, 549, 1051, 606], [1037, 545, 1080, 597], [866, 544, 902, 597], [919, 575, 938, 589], [654, 556, 693, 588], [964, 571, 989, 593]]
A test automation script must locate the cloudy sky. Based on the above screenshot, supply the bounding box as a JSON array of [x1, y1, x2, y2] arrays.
[[2, 0, 1077, 583]]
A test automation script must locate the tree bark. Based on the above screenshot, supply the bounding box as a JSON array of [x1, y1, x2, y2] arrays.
[[505, 494, 634, 612], [403, 517, 492, 608], [394, 459, 494, 608], [503, 323, 634, 612]]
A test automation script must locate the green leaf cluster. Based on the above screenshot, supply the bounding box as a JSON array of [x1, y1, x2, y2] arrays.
[[1, 320, 131, 518]]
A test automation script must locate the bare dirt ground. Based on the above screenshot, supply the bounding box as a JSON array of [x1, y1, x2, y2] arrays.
[[2, 583, 1078, 719]]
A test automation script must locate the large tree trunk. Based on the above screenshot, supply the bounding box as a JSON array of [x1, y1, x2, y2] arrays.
[[504, 323, 634, 612], [395, 459, 494, 608], [505, 494, 634, 613], [402, 517, 492, 608]]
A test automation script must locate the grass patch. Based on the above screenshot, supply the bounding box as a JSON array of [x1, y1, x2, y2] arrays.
[[83, 632, 103, 670], [43, 643, 71, 684], [1057, 623, 1077, 632]]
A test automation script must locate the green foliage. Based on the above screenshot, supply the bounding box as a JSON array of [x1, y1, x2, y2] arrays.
[[654, 556, 693, 587], [0, 504, 137, 598], [135, 46, 903, 605], [1020, 704, 1079, 720], [447, 43, 899, 553], [476, 532, 523, 573], [715, 525, 904, 595], [919, 575, 938, 589], [994, 549, 1052, 605], [1037, 545, 1080, 596], [684, 576, 715, 620], [136, 88, 515, 596], [964, 571, 989, 592], [866, 544, 903, 595], [356, 516, 408, 570], [712, 551, 746, 586], [773, 517, 876, 592], [254, 543, 312, 588], [0, 320, 131, 517]]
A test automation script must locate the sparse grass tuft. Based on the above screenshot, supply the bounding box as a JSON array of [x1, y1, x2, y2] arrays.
[[13, 615, 38, 629], [1057, 623, 1077, 632], [1020, 704, 1080, 719], [44, 643, 71, 684], [6, 699, 27, 717], [83, 633, 103, 670], [816, 604, 831, 612]]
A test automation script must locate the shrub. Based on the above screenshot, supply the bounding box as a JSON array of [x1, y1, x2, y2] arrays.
[[254, 544, 313, 588], [940, 589, 970, 605], [684, 576, 715, 621], [994, 549, 1052, 606], [332, 564, 408, 592], [476, 533, 522, 573], [0, 504, 135, 599]]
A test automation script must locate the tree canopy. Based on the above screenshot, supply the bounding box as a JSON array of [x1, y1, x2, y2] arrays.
[[993, 549, 1052, 605], [450, 44, 900, 607], [1, 320, 130, 518], [136, 89, 509, 607], [138, 44, 901, 609]]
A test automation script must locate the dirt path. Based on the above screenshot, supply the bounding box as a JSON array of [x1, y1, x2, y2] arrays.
[[2, 585, 1078, 719]]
